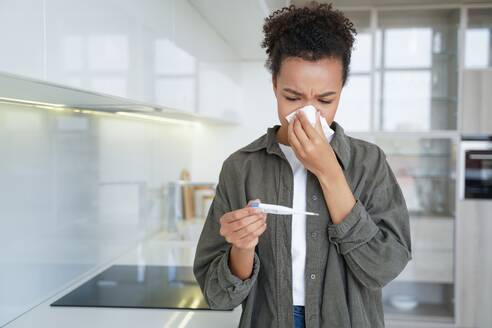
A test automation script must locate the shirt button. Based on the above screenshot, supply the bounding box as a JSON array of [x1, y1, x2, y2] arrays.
[[312, 195, 318, 201], [310, 273, 316, 280], [311, 232, 317, 238]]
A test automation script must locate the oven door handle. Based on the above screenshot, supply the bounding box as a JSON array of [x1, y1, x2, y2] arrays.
[[469, 154, 492, 160]]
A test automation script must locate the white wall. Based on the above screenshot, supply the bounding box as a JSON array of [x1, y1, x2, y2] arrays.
[[191, 61, 278, 182]]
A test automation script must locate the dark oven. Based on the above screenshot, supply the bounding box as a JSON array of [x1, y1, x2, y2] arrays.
[[460, 136, 492, 200]]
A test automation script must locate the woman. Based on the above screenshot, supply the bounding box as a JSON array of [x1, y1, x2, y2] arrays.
[[193, 2, 412, 327]]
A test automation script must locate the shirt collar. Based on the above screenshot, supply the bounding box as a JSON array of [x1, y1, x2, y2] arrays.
[[239, 120, 351, 170]]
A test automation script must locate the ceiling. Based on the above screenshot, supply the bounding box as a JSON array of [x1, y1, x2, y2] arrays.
[[293, 0, 492, 6], [188, 0, 290, 60], [189, 0, 492, 60]]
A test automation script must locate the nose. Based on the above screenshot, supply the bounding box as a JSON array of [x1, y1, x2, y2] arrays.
[[300, 101, 318, 111]]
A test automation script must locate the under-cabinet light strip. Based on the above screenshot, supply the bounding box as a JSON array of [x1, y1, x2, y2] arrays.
[[0, 96, 199, 126], [115, 111, 199, 126], [0, 96, 65, 108]]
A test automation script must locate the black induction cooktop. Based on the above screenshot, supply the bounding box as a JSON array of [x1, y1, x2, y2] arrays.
[[51, 265, 230, 311]]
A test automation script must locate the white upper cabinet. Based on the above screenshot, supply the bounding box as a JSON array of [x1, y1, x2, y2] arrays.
[[45, 0, 147, 100], [0, 0, 242, 121], [0, 0, 45, 80], [171, 0, 241, 117], [173, 0, 237, 61]]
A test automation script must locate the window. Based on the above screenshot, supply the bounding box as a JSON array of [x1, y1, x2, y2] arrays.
[[465, 8, 492, 68], [375, 9, 459, 131], [336, 11, 372, 132]]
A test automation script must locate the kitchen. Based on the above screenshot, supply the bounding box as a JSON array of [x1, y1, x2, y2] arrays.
[[1, 0, 492, 327]]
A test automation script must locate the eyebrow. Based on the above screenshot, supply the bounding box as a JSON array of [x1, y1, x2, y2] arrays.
[[283, 88, 336, 97]]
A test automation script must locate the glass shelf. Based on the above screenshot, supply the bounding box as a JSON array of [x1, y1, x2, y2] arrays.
[[376, 134, 456, 322], [385, 301, 454, 322], [409, 213, 454, 220], [409, 210, 455, 219], [385, 153, 451, 157], [406, 174, 454, 179], [384, 281, 454, 322]]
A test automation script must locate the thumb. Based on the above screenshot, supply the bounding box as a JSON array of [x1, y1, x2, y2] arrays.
[[247, 198, 261, 207]]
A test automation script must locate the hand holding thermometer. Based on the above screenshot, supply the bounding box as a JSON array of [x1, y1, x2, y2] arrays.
[[249, 200, 319, 216]]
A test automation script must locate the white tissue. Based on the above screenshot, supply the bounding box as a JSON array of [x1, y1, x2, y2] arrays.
[[285, 105, 334, 141]]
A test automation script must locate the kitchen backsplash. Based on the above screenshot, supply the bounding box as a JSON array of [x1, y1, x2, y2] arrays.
[[0, 102, 195, 326]]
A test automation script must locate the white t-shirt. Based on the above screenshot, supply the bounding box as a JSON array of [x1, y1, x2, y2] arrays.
[[278, 133, 334, 306]]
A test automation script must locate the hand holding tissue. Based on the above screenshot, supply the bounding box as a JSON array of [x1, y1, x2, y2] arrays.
[[284, 104, 341, 178], [285, 105, 334, 142]]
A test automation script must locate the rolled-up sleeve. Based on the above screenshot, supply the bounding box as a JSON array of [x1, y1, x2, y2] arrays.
[[193, 160, 260, 310], [327, 147, 412, 291]]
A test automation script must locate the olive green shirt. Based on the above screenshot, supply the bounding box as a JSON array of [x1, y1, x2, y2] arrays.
[[193, 121, 412, 327]]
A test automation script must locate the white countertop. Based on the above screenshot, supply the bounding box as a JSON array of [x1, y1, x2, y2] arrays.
[[4, 232, 242, 328], [3, 230, 458, 328]]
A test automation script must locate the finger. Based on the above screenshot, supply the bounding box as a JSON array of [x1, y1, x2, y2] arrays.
[[222, 214, 264, 242], [248, 221, 268, 241], [288, 119, 306, 158], [224, 206, 263, 223], [230, 215, 266, 244], [293, 116, 310, 149], [228, 212, 266, 233], [238, 219, 267, 242], [232, 216, 267, 241], [314, 111, 324, 137], [297, 109, 318, 140]]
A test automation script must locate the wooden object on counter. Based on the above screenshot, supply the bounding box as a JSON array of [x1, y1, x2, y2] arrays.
[[193, 186, 215, 219], [180, 169, 194, 220]]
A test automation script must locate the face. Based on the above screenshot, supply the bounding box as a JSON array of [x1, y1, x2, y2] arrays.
[[272, 56, 344, 127]]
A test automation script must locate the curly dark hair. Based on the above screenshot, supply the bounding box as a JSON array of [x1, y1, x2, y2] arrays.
[[261, 1, 357, 87]]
